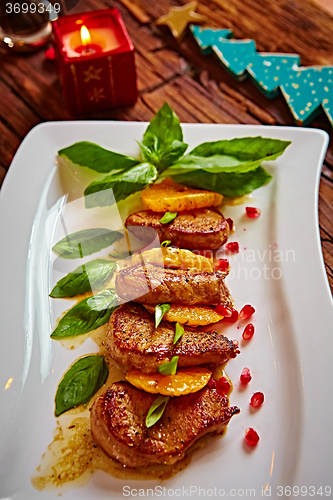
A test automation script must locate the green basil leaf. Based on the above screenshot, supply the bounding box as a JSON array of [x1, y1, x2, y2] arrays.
[[161, 240, 171, 247], [84, 163, 158, 208], [165, 137, 291, 176], [173, 322, 185, 344], [155, 303, 171, 328], [51, 289, 118, 339], [142, 102, 183, 153], [158, 356, 179, 376], [52, 228, 122, 260], [50, 259, 116, 298], [159, 212, 177, 224], [190, 137, 291, 162], [55, 354, 109, 416], [170, 166, 272, 198], [58, 141, 139, 174], [145, 395, 170, 428]]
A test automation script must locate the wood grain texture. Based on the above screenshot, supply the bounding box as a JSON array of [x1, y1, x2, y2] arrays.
[[0, 0, 332, 292]]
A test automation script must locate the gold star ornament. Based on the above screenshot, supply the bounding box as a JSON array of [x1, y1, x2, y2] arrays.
[[156, 1, 206, 39]]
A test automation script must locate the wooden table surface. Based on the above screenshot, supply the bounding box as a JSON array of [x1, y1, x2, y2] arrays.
[[0, 0, 333, 293]]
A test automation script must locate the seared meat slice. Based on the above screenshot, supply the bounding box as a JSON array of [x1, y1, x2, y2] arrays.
[[126, 207, 229, 250], [107, 303, 239, 372], [91, 381, 240, 467], [115, 263, 233, 306]]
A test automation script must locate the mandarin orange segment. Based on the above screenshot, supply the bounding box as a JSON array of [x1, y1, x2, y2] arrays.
[[126, 367, 212, 396], [144, 304, 224, 326], [128, 247, 214, 273], [141, 178, 223, 212]]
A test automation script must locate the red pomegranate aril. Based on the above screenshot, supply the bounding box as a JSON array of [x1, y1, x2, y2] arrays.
[[225, 241, 239, 253], [242, 323, 255, 340], [246, 207, 261, 218], [216, 376, 231, 395], [221, 307, 239, 323], [250, 392, 264, 408], [240, 367, 252, 384], [216, 258, 229, 272], [226, 218, 234, 231], [207, 377, 216, 389], [239, 304, 255, 320], [245, 427, 260, 446], [216, 304, 233, 317]]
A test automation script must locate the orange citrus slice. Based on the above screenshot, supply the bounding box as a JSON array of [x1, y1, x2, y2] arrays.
[[126, 367, 212, 396], [128, 247, 214, 273], [144, 304, 224, 326], [141, 178, 222, 212]]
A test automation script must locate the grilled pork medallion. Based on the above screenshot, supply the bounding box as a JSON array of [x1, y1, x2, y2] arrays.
[[107, 303, 239, 372], [91, 381, 240, 467], [126, 207, 229, 250], [115, 263, 233, 306]]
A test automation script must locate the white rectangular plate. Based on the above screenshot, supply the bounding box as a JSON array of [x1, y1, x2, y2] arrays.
[[0, 122, 332, 500]]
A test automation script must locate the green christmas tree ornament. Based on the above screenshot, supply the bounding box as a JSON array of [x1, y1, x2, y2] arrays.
[[191, 26, 333, 126], [190, 25, 232, 54], [248, 54, 300, 97]]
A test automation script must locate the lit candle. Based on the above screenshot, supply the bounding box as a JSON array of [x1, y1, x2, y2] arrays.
[[62, 22, 120, 58], [52, 8, 138, 114]]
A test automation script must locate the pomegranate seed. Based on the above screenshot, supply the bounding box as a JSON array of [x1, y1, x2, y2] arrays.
[[223, 307, 239, 323], [246, 207, 261, 218], [240, 367, 252, 384], [239, 304, 255, 320], [225, 242, 239, 253], [207, 377, 216, 389], [216, 376, 231, 395], [250, 392, 264, 408], [215, 304, 233, 317], [242, 323, 255, 340], [226, 218, 234, 231], [216, 258, 229, 272], [245, 427, 260, 446]]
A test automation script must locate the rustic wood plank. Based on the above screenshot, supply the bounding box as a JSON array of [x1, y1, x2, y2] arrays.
[[319, 176, 333, 241], [0, 122, 21, 171], [0, 78, 40, 139], [118, 0, 151, 24], [0, 166, 6, 189], [321, 240, 333, 293]]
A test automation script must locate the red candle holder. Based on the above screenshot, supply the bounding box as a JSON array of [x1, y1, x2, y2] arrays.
[[52, 9, 138, 115]]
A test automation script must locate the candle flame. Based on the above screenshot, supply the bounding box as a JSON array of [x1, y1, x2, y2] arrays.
[[80, 25, 92, 47]]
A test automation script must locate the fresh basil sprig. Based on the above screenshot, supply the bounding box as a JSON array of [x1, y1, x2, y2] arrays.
[[139, 103, 188, 172], [155, 304, 171, 328], [58, 141, 139, 174], [159, 212, 177, 224], [84, 163, 158, 209], [52, 228, 122, 260], [145, 395, 170, 428], [173, 322, 185, 344], [51, 288, 118, 339], [158, 356, 179, 376], [55, 354, 109, 416], [58, 103, 291, 206], [50, 259, 116, 298]]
